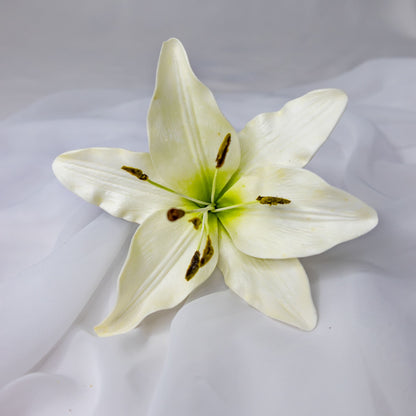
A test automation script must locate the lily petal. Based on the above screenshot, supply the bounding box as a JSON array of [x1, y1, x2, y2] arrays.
[[218, 229, 317, 330], [218, 165, 378, 259], [148, 38, 240, 202], [95, 210, 218, 336], [237, 89, 347, 175], [53, 148, 189, 223]]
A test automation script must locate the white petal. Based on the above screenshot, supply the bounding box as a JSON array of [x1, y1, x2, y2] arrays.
[[95, 210, 218, 336], [237, 89, 347, 174], [218, 229, 317, 330], [53, 148, 189, 223], [148, 38, 240, 202], [218, 165, 378, 259]]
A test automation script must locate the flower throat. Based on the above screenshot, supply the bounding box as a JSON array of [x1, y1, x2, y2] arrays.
[[121, 133, 290, 280]]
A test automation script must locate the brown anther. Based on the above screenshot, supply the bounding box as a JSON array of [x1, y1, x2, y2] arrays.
[[256, 195, 291, 205], [200, 236, 214, 267], [121, 166, 148, 180], [215, 133, 232, 168], [185, 251, 201, 281], [167, 208, 185, 221], [188, 217, 202, 230]]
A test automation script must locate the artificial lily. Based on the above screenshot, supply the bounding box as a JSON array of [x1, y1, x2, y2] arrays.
[[52, 38, 377, 336]]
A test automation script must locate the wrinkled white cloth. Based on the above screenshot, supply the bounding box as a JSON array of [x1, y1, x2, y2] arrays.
[[1, 59, 416, 415]]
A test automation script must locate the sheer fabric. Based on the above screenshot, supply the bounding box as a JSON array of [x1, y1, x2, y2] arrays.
[[1, 59, 415, 415]]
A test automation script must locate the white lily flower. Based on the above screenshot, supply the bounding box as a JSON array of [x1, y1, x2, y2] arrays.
[[53, 38, 377, 336]]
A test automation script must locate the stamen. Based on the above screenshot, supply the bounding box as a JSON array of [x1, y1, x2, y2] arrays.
[[212, 196, 291, 213], [168, 206, 213, 225], [211, 201, 257, 213], [185, 251, 201, 281], [197, 212, 208, 249], [211, 169, 218, 203], [186, 205, 213, 214], [122, 166, 148, 180], [256, 195, 291, 205], [185, 212, 213, 280], [215, 133, 231, 168], [189, 217, 202, 230], [211, 133, 231, 201], [167, 208, 185, 221], [121, 166, 210, 206], [200, 236, 214, 267]]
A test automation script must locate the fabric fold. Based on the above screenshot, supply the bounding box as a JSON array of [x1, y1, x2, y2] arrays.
[[0, 214, 134, 387]]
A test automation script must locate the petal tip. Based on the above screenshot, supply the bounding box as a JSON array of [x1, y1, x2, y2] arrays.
[[299, 314, 318, 331], [318, 87, 347, 98], [51, 154, 66, 179], [333, 89, 348, 108], [284, 308, 317, 331], [308, 88, 348, 111], [291, 301, 318, 331], [163, 37, 183, 47], [361, 205, 379, 235], [51, 155, 60, 172], [51, 150, 77, 177], [94, 322, 130, 338], [322, 88, 348, 109], [161, 37, 186, 56], [370, 210, 379, 230], [271, 305, 317, 331], [330, 87, 348, 99], [94, 309, 144, 337], [94, 324, 111, 338]]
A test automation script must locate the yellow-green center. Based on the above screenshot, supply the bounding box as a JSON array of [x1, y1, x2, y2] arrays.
[[122, 133, 291, 280]]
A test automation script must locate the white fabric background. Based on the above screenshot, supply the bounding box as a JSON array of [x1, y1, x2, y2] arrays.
[[1, 1, 416, 415]]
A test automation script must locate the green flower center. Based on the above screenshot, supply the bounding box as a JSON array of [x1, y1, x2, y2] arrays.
[[122, 133, 291, 280]]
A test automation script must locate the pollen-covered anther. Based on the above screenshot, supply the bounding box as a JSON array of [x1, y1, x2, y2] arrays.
[[189, 217, 202, 229], [215, 133, 232, 168], [185, 251, 201, 281], [167, 208, 185, 221], [121, 166, 148, 180], [200, 236, 214, 267], [256, 195, 291, 205]]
